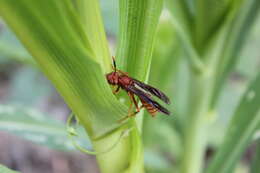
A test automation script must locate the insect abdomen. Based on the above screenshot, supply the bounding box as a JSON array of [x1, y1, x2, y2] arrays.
[[141, 99, 157, 117]]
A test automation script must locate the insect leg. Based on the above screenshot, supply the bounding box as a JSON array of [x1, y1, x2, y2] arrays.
[[127, 93, 145, 116], [127, 92, 137, 116], [113, 86, 120, 94], [128, 92, 139, 111], [117, 92, 139, 123], [127, 99, 133, 116], [132, 105, 144, 115]]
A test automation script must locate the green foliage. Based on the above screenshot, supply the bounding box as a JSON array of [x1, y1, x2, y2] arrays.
[[163, 0, 260, 173], [0, 0, 260, 173], [251, 140, 260, 173], [0, 105, 91, 151], [210, 0, 260, 109], [116, 0, 163, 81], [74, 0, 111, 72], [0, 0, 163, 173], [206, 73, 260, 173], [0, 165, 19, 173], [0, 0, 127, 138]]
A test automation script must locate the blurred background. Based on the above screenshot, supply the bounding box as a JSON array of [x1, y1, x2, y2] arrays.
[[0, 1, 260, 173]]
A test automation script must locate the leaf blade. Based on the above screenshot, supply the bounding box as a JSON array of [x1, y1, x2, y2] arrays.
[[210, 0, 260, 109], [206, 72, 260, 173], [74, 0, 111, 72], [116, 0, 163, 81], [0, 0, 128, 138], [0, 105, 92, 151]]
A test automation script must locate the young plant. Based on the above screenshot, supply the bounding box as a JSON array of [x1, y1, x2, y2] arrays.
[[161, 0, 260, 173], [0, 0, 260, 173], [0, 0, 162, 172]]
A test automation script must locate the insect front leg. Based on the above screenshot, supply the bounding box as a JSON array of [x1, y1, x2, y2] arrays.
[[113, 86, 120, 94]]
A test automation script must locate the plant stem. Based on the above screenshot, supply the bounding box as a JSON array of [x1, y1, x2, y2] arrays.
[[181, 70, 213, 173], [93, 129, 130, 173], [93, 121, 144, 173]]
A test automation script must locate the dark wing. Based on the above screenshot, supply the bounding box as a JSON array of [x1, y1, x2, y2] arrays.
[[132, 79, 170, 104], [127, 86, 170, 115]]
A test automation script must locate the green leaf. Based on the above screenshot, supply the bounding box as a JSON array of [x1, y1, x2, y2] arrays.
[[116, 0, 163, 81], [250, 139, 260, 173], [0, 105, 90, 151], [143, 118, 182, 159], [166, 1, 205, 73], [114, 2, 164, 171], [149, 16, 180, 88], [206, 72, 260, 173], [0, 0, 128, 138], [144, 150, 172, 172], [210, 0, 260, 109], [166, 0, 193, 36], [194, 0, 232, 49], [74, 0, 111, 72], [0, 165, 19, 173]]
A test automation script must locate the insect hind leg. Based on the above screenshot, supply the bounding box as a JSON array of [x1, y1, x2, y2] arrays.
[[118, 105, 144, 123], [118, 92, 145, 123]]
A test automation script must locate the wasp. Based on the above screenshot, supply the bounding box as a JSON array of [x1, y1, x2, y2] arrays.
[[106, 57, 170, 121]]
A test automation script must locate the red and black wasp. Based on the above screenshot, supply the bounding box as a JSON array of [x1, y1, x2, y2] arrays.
[[106, 57, 170, 121]]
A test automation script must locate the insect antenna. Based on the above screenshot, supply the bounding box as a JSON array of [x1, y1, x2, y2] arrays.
[[112, 56, 117, 72]]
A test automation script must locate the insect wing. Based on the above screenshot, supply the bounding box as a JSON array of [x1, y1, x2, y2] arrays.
[[133, 79, 170, 104], [128, 86, 170, 115]]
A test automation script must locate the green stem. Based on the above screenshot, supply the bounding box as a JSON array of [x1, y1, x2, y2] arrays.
[[93, 120, 144, 173], [180, 21, 226, 172], [93, 129, 130, 173], [181, 71, 213, 173]]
